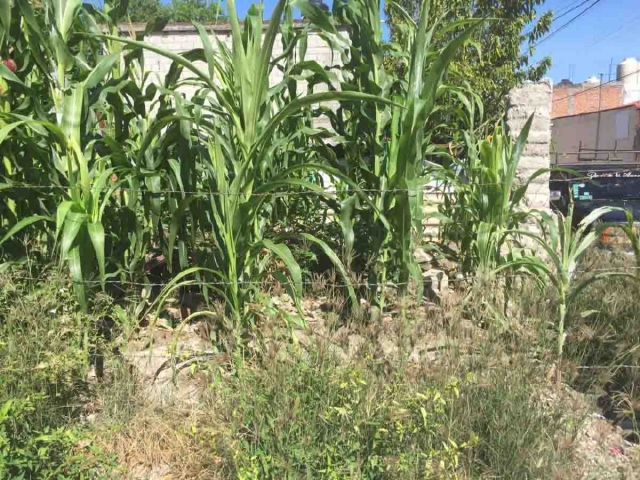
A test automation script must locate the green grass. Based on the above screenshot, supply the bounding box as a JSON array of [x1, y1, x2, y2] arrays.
[[205, 346, 572, 479]]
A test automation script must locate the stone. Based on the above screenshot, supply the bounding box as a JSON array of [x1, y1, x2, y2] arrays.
[[423, 269, 449, 302], [347, 334, 367, 359], [122, 322, 215, 407], [506, 80, 552, 221], [377, 334, 399, 360], [415, 247, 433, 265]]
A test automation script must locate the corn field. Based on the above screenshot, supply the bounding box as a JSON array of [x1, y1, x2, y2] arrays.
[[0, 0, 637, 369]]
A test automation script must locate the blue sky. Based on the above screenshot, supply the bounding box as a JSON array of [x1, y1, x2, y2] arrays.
[[197, 0, 639, 84], [531, 0, 640, 83]]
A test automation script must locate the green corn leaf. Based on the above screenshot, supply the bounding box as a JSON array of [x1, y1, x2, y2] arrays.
[[91, 168, 116, 211], [84, 53, 120, 89], [421, 19, 483, 111], [62, 84, 84, 149], [0, 63, 24, 85], [0, 0, 10, 47], [0, 121, 28, 144], [67, 243, 86, 311], [91, 34, 216, 92], [259, 239, 303, 300], [168, 196, 200, 272], [53, 0, 82, 40], [0, 215, 54, 247], [55, 201, 76, 243], [194, 23, 215, 81], [253, 91, 403, 160], [578, 206, 623, 233], [505, 228, 562, 275], [291, 0, 336, 34], [16, 0, 42, 37], [61, 211, 87, 259], [297, 233, 357, 307], [87, 222, 106, 290]]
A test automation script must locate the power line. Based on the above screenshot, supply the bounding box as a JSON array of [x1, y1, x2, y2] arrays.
[[554, 0, 593, 21], [535, 0, 605, 47], [552, 67, 640, 104], [586, 11, 640, 48]]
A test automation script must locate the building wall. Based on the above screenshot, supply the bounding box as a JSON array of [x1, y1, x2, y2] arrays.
[[140, 25, 335, 82], [552, 83, 624, 119], [551, 104, 640, 163], [125, 23, 338, 126]]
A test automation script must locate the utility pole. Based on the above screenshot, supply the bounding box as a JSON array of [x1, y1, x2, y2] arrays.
[[594, 73, 604, 161], [608, 57, 614, 82]]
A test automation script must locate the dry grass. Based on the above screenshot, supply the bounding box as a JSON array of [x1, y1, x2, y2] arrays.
[[93, 406, 229, 480]]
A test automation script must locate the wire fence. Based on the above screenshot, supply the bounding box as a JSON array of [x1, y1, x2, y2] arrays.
[[0, 174, 612, 196], [4, 264, 640, 290]]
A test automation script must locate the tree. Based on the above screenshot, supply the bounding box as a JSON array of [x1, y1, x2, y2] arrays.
[[168, 0, 226, 22], [385, 0, 553, 123], [126, 0, 226, 24], [127, 0, 163, 22]]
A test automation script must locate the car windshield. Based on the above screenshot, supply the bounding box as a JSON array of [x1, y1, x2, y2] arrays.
[[573, 171, 640, 200]]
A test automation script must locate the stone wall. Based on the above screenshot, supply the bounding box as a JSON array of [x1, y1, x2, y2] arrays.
[[506, 79, 553, 212], [122, 22, 339, 127], [120, 23, 337, 95]]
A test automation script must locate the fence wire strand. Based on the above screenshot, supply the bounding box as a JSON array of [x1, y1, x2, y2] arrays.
[[3, 266, 640, 289], [0, 174, 610, 197]]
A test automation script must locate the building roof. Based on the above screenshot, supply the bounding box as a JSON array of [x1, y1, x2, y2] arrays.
[[553, 101, 640, 121]]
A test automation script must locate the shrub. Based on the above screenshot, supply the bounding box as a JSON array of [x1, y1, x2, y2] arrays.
[[0, 397, 114, 480]]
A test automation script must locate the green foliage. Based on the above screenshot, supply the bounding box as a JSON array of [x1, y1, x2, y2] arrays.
[[0, 274, 117, 479], [450, 367, 570, 478], [127, 0, 226, 24], [562, 249, 640, 394], [220, 356, 471, 479], [438, 115, 536, 274], [386, 0, 553, 122], [212, 349, 571, 479], [298, 0, 482, 308], [0, 274, 92, 416], [500, 203, 639, 383], [0, 398, 114, 479], [126, 0, 164, 23]]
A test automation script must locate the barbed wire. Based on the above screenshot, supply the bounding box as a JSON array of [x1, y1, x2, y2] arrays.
[[3, 264, 639, 289], [0, 174, 619, 197]]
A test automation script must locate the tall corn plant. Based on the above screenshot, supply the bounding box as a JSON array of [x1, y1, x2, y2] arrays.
[[0, 0, 157, 309], [98, 0, 396, 325], [499, 203, 638, 384], [295, 0, 481, 308]]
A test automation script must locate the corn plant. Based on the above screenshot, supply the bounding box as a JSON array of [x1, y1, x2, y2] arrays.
[[437, 116, 542, 275], [297, 0, 482, 308], [499, 203, 638, 384], [96, 0, 397, 325]]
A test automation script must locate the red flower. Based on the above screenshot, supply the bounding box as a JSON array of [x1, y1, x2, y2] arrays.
[[2, 59, 17, 73]]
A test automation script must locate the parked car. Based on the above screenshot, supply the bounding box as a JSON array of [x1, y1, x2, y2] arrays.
[[551, 165, 640, 223], [550, 165, 640, 247]]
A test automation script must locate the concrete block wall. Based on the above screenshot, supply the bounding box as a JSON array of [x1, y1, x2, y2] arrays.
[[125, 23, 338, 126], [506, 79, 553, 212], [121, 24, 339, 101]]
